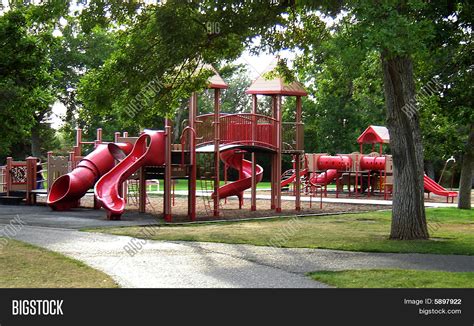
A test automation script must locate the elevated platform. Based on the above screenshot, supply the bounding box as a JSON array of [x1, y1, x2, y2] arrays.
[[196, 144, 276, 154]]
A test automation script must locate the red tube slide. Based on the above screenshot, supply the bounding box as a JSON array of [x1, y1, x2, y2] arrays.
[[47, 142, 133, 211], [214, 149, 263, 204], [95, 130, 166, 220]]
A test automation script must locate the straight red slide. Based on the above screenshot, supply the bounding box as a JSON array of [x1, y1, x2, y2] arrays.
[[423, 175, 458, 199], [95, 130, 166, 220], [214, 149, 263, 205]]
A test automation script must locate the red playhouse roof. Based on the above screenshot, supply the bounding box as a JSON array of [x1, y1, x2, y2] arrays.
[[245, 59, 307, 96], [357, 125, 390, 144], [200, 64, 228, 89]]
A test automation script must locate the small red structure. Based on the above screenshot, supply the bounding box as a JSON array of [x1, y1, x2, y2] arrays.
[[357, 125, 390, 154]]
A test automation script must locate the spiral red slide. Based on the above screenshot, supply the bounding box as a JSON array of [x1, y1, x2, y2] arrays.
[[214, 149, 263, 204], [47, 142, 133, 211], [95, 130, 166, 220]]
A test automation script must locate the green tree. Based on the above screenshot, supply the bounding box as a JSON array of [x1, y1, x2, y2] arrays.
[[416, 1, 473, 209], [53, 22, 120, 143], [262, 1, 433, 239], [77, 0, 284, 127], [0, 5, 63, 159]]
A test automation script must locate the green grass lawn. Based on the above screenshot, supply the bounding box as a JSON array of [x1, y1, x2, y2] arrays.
[[309, 269, 474, 288], [0, 239, 118, 288], [88, 208, 474, 255]]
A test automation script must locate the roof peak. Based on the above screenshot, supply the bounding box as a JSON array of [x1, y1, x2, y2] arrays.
[[245, 58, 307, 96]]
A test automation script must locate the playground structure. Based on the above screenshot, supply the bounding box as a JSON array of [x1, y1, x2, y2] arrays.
[[0, 65, 459, 220], [282, 126, 457, 203]]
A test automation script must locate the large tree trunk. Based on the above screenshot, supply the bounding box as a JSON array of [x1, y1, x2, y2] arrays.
[[381, 52, 429, 240], [458, 124, 474, 209]]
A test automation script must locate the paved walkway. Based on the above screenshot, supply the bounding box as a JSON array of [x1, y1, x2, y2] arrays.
[[5, 224, 474, 288], [9, 226, 325, 288], [0, 205, 157, 229], [1, 205, 472, 288]]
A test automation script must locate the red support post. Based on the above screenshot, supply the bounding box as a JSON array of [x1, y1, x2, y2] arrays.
[[275, 95, 282, 213], [295, 96, 302, 211], [251, 94, 257, 211], [68, 151, 75, 171], [5, 157, 12, 196], [188, 93, 197, 221], [96, 128, 103, 147], [76, 128, 82, 155], [25, 157, 37, 205], [47, 151, 53, 192], [213, 89, 221, 217], [164, 119, 172, 221], [270, 96, 277, 210]]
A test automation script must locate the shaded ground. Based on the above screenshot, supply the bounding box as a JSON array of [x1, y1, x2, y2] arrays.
[[0, 205, 158, 229], [37, 193, 388, 222]]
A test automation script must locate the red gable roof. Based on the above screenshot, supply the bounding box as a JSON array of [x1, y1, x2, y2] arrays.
[[357, 125, 390, 144]]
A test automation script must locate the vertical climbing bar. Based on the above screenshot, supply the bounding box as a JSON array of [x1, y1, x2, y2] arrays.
[[295, 96, 303, 211]]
